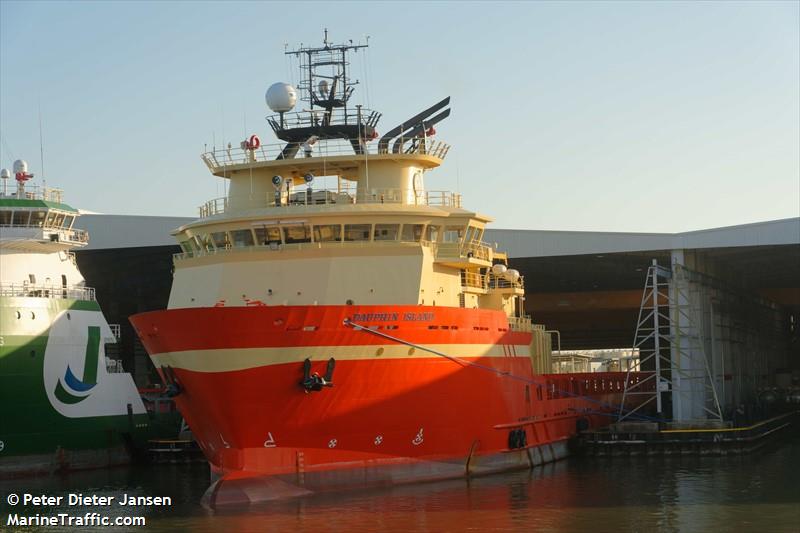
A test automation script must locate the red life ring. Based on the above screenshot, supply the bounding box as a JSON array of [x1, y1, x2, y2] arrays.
[[247, 134, 261, 150]]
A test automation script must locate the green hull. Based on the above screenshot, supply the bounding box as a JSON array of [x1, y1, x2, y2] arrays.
[[0, 296, 150, 476]]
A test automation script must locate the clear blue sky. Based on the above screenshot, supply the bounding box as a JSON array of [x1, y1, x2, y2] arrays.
[[1, 1, 798, 232]]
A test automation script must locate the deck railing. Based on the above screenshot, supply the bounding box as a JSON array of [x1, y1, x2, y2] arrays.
[[507, 316, 533, 332], [199, 187, 462, 217], [0, 282, 96, 301], [0, 186, 64, 204], [201, 136, 450, 172], [459, 270, 525, 292]]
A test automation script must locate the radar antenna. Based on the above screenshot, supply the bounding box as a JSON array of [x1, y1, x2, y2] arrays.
[[267, 30, 381, 158]]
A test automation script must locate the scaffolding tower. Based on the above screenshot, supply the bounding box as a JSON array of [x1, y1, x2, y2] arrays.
[[618, 259, 723, 424]]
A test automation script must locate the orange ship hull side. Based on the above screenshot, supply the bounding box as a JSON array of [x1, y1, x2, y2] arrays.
[[131, 305, 624, 505]]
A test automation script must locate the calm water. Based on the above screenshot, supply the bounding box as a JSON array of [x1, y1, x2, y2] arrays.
[[2, 429, 799, 533]]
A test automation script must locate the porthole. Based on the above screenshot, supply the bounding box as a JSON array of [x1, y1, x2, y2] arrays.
[[376, 347, 384, 356], [15, 310, 21, 320], [30, 311, 35, 320], [67, 312, 71, 320]]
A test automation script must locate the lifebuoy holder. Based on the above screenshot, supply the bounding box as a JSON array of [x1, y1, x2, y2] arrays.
[[246, 134, 261, 150]]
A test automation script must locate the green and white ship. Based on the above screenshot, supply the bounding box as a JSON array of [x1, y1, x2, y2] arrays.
[[0, 160, 148, 477]]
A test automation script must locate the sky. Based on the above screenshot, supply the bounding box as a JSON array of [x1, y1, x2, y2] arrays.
[[1, 1, 798, 232]]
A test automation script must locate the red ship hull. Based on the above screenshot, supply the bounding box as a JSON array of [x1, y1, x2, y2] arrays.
[[131, 305, 630, 505]]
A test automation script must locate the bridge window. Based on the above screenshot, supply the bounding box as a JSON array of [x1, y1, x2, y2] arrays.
[[401, 224, 424, 242], [211, 231, 229, 249], [231, 229, 254, 248], [283, 225, 311, 244], [44, 212, 57, 227], [374, 224, 399, 241], [425, 225, 441, 242], [254, 226, 281, 245], [31, 211, 46, 227], [344, 224, 371, 241], [465, 225, 484, 245], [195, 234, 214, 251], [443, 226, 464, 243], [313, 224, 342, 242], [63, 215, 75, 229], [54, 213, 66, 227], [0, 211, 10, 225], [12, 211, 30, 226]]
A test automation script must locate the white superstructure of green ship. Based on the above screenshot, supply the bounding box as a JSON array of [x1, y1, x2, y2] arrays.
[[0, 160, 148, 476]]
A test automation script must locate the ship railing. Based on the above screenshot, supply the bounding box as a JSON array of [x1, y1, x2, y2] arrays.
[[507, 316, 533, 332], [431, 241, 493, 262], [460, 271, 485, 289], [266, 108, 381, 132], [0, 282, 96, 301], [459, 271, 525, 291], [198, 187, 462, 217], [0, 224, 89, 243], [0, 185, 64, 203], [200, 136, 450, 172], [199, 198, 228, 218], [488, 274, 525, 290]]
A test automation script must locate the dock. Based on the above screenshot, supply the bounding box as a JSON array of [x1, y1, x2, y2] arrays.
[[578, 411, 797, 456]]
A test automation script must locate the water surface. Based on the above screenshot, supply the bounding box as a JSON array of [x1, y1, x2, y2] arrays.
[[2, 429, 798, 532]]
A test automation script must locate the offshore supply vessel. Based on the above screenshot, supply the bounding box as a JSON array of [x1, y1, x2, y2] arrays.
[[0, 161, 148, 476], [131, 35, 631, 505]]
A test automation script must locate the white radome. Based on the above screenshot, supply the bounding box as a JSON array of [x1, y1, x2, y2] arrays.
[[0, 168, 10, 179], [266, 82, 298, 113], [13, 160, 28, 174]]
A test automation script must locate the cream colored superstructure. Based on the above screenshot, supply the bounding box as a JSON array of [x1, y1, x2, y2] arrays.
[[169, 140, 526, 320]]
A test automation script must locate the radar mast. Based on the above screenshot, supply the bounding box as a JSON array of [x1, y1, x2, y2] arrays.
[[267, 30, 380, 158]]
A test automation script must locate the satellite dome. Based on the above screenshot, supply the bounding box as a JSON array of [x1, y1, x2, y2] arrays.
[[13, 160, 28, 174], [265, 82, 297, 113], [0, 168, 10, 179]]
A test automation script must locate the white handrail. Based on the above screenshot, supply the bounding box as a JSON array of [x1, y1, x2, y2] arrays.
[[201, 136, 450, 172], [0, 282, 96, 301], [198, 187, 463, 217]]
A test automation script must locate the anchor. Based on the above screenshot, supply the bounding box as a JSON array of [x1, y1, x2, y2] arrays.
[[300, 357, 335, 393]]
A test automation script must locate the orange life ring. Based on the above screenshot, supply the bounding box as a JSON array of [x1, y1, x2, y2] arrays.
[[248, 134, 261, 150]]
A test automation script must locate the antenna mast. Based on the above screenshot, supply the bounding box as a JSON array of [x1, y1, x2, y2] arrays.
[[266, 30, 381, 158]]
